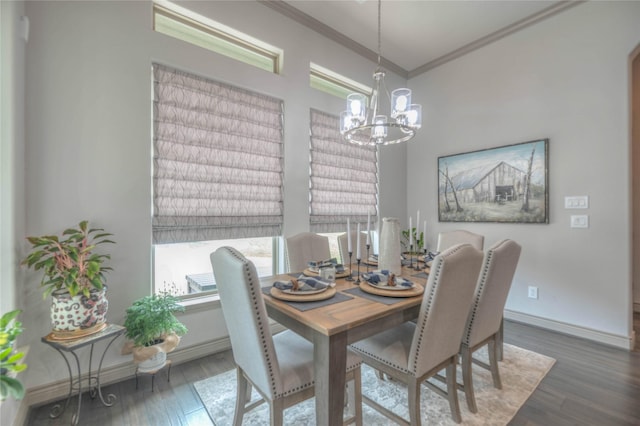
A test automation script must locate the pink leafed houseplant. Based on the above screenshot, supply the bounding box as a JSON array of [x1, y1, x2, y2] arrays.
[[22, 220, 115, 338]]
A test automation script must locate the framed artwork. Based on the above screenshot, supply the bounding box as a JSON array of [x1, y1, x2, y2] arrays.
[[438, 139, 549, 223]]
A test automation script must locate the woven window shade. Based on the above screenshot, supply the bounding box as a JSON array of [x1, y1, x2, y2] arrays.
[[153, 64, 284, 244], [309, 109, 378, 233]]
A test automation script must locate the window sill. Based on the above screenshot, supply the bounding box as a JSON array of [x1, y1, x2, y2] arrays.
[[178, 294, 221, 314]]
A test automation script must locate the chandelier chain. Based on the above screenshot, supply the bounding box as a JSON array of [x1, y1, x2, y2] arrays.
[[377, 0, 382, 68]]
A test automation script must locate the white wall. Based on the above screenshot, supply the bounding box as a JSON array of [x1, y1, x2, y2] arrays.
[[1, 0, 27, 424], [407, 1, 640, 344], [19, 0, 407, 393]]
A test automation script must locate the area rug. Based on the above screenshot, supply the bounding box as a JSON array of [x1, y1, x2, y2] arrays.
[[194, 343, 555, 425]]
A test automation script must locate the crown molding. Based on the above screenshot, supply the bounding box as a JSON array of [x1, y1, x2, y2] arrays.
[[258, 0, 409, 79], [259, 0, 585, 80], [409, 0, 586, 78]]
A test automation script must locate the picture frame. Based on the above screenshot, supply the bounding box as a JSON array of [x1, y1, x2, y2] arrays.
[[438, 139, 549, 223]]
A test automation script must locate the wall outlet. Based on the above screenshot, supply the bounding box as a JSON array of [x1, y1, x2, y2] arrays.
[[528, 286, 538, 299], [570, 215, 589, 228]]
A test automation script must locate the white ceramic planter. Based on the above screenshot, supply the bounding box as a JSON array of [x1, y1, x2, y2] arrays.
[[137, 350, 167, 373]]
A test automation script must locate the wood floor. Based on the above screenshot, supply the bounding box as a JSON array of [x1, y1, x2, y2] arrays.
[[26, 318, 640, 426]]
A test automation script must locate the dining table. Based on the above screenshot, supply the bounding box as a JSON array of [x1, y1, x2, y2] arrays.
[[260, 263, 429, 426]]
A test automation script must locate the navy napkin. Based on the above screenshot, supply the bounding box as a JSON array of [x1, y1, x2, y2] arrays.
[[308, 257, 345, 273], [361, 270, 413, 288], [273, 275, 331, 292]]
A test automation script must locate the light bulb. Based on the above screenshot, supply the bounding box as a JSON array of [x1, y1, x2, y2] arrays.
[[372, 115, 387, 139]]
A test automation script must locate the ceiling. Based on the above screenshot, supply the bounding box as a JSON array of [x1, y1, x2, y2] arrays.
[[260, 0, 584, 78]]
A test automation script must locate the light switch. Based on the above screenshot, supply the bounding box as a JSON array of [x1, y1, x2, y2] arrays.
[[565, 196, 589, 209], [570, 215, 589, 228]]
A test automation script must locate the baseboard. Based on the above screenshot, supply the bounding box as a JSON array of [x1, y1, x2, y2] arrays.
[[504, 309, 632, 350], [0, 397, 31, 426], [24, 335, 232, 411]]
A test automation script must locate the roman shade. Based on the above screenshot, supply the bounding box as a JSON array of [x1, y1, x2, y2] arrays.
[[152, 63, 284, 243], [309, 109, 378, 233]]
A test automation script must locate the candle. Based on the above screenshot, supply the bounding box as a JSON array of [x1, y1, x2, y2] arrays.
[[366, 212, 371, 245], [416, 210, 420, 248], [423, 221, 427, 251], [347, 218, 352, 253], [409, 216, 413, 246], [356, 223, 362, 259]]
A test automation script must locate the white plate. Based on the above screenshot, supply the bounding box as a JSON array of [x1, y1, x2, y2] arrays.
[[364, 276, 414, 291], [281, 285, 328, 295]]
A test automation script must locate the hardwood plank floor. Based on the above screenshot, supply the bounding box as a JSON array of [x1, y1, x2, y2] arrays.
[[26, 320, 640, 425], [634, 311, 640, 352]]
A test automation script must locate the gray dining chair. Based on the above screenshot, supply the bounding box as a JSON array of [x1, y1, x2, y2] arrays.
[[436, 229, 484, 252], [285, 232, 331, 272], [210, 246, 363, 426], [337, 231, 368, 265], [460, 239, 521, 413], [350, 243, 483, 425]]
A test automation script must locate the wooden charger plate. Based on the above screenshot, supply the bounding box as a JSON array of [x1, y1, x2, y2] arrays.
[[270, 286, 337, 302], [303, 268, 351, 278], [360, 281, 424, 298]]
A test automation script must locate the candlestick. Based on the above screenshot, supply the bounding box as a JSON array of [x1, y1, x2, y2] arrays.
[[355, 258, 362, 284], [423, 246, 428, 272], [366, 243, 371, 273], [347, 218, 352, 253], [409, 243, 414, 269], [412, 243, 421, 271], [345, 251, 354, 281]]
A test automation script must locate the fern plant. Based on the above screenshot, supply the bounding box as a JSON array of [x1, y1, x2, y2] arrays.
[[123, 293, 188, 347]]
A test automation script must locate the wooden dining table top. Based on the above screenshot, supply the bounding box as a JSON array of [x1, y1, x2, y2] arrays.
[[260, 264, 430, 339]]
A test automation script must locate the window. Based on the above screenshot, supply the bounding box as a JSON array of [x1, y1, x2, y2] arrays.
[[152, 64, 284, 296], [153, 1, 282, 74], [154, 237, 274, 296], [310, 63, 371, 99], [309, 109, 378, 233]]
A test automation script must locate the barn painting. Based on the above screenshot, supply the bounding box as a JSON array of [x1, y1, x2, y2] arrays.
[[438, 139, 548, 223]]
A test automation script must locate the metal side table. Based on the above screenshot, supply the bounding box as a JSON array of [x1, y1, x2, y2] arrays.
[[41, 323, 125, 425]]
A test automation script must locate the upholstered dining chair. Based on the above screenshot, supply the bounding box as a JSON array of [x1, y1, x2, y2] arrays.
[[285, 232, 331, 272], [350, 243, 483, 425], [459, 239, 522, 413], [436, 229, 485, 252], [210, 246, 363, 426], [337, 231, 368, 265]]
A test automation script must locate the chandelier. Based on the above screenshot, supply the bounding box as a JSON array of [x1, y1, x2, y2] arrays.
[[340, 0, 422, 146]]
